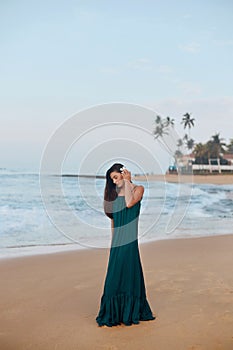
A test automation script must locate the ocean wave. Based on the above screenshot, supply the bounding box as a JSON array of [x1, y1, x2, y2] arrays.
[[1, 173, 233, 257]]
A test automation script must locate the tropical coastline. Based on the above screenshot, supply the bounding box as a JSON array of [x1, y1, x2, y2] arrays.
[[2, 172, 233, 260], [58, 172, 233, 185], [2, 1, 233, 349], [1, 171, 233, 348], [1, 168, 233, 349], [133, 173, 233, 185]]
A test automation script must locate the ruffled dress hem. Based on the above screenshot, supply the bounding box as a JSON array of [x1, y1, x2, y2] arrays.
[[96, 293, 156, 327]]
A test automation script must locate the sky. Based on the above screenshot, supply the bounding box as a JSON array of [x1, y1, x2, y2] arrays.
[[1, 0, 233, 173]]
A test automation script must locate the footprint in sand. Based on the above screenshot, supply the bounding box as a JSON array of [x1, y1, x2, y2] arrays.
[[102, 344, 119, 350], [221, 311, 233, 321], [74, 283, 91, 290], [188, 346, 203, 350]]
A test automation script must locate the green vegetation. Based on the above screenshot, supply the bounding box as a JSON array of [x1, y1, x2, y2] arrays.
[[153, 113, 233, 172]]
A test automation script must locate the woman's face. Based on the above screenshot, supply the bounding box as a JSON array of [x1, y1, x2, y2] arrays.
[[110, 171, 124, 188]]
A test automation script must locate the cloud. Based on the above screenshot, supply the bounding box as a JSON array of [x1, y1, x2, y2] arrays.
[[182, 13, 192, 19], [100, 58, 153, 75], [157, 65, 173, 74], [179, 81, 202, 96], [213, 39, 233, 47], [99, 67, 119, 74], [76, 9, 99, 21], [128, 58, 152, 71], [179, 42, 200, 53]]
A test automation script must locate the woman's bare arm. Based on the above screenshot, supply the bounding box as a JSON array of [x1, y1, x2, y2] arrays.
[[121, 168, 144, 208], [124, 180, 144, 208], [111, 218, 114, 238]]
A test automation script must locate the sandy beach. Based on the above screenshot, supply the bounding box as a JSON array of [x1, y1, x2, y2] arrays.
[[0, 235, 233, 350], [133, 174, 233, 185]]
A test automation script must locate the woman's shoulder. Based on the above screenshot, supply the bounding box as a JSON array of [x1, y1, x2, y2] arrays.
[[133, 184, 144, 193], [132, 184, 144, 199]]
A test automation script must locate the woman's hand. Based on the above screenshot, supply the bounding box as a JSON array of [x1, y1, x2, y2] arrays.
[[121, 168, 132, 182]]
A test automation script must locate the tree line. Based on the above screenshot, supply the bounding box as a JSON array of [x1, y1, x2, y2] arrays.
[[153, 113, 233, 165]]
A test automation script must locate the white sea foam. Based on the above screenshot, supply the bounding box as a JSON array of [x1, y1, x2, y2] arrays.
[[1, 171, 233, 258]]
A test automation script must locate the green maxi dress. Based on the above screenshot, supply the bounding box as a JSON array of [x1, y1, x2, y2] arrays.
[[96, 195, 155, 327]]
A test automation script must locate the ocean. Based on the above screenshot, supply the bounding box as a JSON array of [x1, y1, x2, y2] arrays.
[[1, 168, 233, 259]]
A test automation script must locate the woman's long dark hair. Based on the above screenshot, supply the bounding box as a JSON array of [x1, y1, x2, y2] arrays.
[[104, 163, 124, 218]]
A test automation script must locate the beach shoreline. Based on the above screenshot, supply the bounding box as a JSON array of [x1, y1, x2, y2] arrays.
[[1, 234, 233, 350], [133, 173, 233, 185]]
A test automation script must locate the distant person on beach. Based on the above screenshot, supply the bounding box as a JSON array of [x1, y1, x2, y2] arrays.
[[96, 163, 155, 327]]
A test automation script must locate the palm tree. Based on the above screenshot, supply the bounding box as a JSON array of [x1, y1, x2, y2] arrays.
[[174, 139, 184, 163], [183, 133, 188, 142], [165, 116, 175, 128], [181, 112, 195, 137], [186, 138, 195, 151], [209, 133, 226, 158], [194, 143, 206, 157], [174, 150, 183, 159], [177, 138, 183, 149], [155, 114, 162, 125], [193, 143, 209, 164], [181, 112, 195, 160], [193, 135, 225, 164], [153, 114, 175, 155], [153, 115, 168, 139], [183, 133, 195, 151], [153, 125, 168, 139], [226, 139, 233, 153]]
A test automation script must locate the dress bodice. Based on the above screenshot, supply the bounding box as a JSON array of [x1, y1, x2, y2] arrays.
[[111, 196, 141, 247]]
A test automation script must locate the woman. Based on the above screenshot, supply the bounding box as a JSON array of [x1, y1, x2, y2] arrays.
[[96, 163, 155, 327]]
